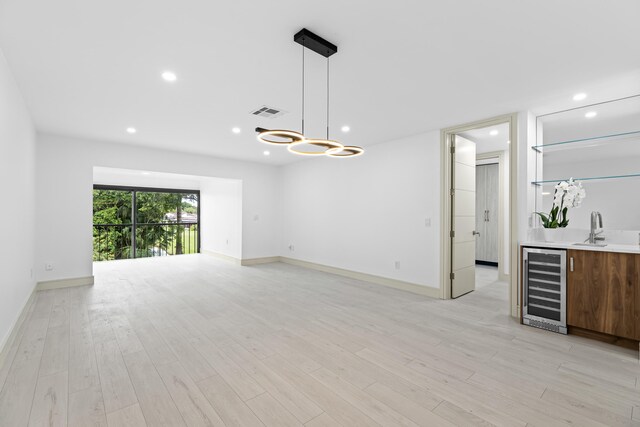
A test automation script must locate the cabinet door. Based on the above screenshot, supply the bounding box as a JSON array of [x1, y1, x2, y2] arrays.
[[484, 164, 499, 263], [567, 250, 638, 339], [475, 165, 487, 261], [636, 256, 640, 340]]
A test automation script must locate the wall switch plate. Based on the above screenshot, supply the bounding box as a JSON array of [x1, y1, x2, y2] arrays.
[[45, 263, 54, 271], [253, 214, 260, 221], [425, 218, 431, 227], [394, 261, 400, 270], [288, 244, 294, 251]]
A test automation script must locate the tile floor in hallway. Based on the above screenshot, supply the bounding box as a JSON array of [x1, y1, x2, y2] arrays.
[[0, 254, 638, 426]]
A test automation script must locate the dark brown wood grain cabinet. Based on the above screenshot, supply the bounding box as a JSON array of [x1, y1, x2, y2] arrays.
[[636, 255, 640, 341], [566, 249, 639, 341]]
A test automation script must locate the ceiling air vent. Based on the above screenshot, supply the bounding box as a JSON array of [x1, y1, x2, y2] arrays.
[[250, 105, 287, 119]]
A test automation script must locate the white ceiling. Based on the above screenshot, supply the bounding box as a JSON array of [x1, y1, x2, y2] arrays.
[[1, 0, 640, 165]]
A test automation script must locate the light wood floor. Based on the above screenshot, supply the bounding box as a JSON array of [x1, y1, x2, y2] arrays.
[[1, 255, 639, 426]]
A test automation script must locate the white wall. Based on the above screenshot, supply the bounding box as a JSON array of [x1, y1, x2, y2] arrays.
[[280, 131, 441, 288], [0, 50, 36, 349], [518, 111, 537, 242], [36, 134, 281, 282], [93, 167, 203, 190], [200, 179, 243, 259]]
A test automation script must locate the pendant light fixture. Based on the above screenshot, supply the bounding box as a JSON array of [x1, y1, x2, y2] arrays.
[[255, 28, 364, 158]]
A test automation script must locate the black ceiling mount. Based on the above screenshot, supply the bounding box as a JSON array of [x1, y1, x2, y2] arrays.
[[294, 28, 337, 58]]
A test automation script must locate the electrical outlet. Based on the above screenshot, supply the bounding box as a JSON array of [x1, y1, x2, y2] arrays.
[[45, 263, 54, 271], [253, 214, 260, 221], [288, 244, 295, 251], [226, 239, 229, 245], [394, 261, 400, 270], [425, 217, 431, 227]]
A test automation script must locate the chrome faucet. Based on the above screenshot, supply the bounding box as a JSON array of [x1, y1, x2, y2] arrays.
[[587, 211, 604, 244]]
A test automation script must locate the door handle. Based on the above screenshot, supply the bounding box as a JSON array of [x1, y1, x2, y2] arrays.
[[570, 257, 574, 272], [472, 230, 481, 236], [486, 210, 490, 222]]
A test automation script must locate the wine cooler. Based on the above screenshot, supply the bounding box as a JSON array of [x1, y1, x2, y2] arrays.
[[522, 247, 567, 334]]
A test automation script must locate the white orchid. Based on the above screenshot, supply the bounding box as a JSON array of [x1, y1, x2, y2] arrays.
[[537, 178, 586, 228], [554, 178, 585, 208]]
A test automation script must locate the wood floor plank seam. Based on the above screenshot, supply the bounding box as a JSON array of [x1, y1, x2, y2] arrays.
[[24, 292, 55, 427], [121, 349, 188, 426], [0, 292, 37, 395]]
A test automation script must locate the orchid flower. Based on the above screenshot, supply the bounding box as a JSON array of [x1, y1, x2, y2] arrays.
[[536, 178, 586, 228]]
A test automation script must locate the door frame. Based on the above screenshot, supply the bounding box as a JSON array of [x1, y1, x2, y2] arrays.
[[476, 151, 507, 282], [439, 113, 519, 317]]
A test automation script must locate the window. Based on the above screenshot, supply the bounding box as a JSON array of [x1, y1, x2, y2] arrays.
[[93, 185, 200, 261]]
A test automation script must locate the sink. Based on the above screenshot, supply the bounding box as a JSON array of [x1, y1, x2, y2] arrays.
[[573, 242, 608, 247]]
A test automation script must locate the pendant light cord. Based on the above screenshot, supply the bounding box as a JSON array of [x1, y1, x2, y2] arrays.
[[301, 40, 305, 135], [326, 56, 330, 140]]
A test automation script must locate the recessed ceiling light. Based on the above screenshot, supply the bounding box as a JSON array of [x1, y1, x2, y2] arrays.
[[263, 150, 270, 156], [161, 71, 177, 82], [232, 127, 241, 134], [573, 92, 587, 101], [585, 111, 597, 118], [126, 127, 137, 134], [341, 125, 350, 133], [489, 129, 499, 136]]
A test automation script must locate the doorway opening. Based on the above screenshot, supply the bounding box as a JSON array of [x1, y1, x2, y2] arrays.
[[440, 114, 519, 317]]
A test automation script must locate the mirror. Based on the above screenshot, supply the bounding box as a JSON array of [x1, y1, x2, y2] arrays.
[[535, 95, 640, 238]]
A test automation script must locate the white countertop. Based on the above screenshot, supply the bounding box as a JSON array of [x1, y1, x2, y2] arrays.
[[521, 241, 640, 254]]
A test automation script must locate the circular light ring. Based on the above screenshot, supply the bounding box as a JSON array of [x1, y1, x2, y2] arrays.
[[327, 145, 364, 158], [257, 129, 304, 145], [287, 139, 344, 156]]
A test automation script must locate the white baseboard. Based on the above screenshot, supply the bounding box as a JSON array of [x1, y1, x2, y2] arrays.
[[279, 257, 440, 298], [202, 251, 279, 267], [202, 250, 242, 265], [205, 252, 439, 298], [0, 284, 37, 375], [36, 275, 94, 291], [241, 256, 281, 266]]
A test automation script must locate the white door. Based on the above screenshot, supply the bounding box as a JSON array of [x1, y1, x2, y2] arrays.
[[451, 135, 477, 298]]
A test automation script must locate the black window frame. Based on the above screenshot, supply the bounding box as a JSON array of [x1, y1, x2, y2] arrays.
[[93, 184, 201, 258]]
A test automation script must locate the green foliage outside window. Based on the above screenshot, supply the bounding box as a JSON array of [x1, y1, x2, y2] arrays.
[[93, 189, 199, 261]]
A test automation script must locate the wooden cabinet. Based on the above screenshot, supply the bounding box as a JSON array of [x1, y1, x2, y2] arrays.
[[567, 249, 640, 340]]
